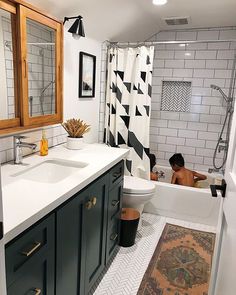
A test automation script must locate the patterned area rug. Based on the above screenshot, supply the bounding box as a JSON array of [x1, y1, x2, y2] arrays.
[[137, 223, 216, 295]]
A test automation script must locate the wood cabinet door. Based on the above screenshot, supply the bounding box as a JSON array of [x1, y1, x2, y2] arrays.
[[80, 175, 109, 294], [56, 191, 87, 295], [18, 5, 63, 127]]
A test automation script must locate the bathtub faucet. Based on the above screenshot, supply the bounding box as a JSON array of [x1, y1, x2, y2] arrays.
[[208, 168, 225, 175], [208, 168, 219, 173]]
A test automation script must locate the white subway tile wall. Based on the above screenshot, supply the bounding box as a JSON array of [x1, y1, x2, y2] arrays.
[[0, 125, 68, 164], [99, 28, 236, 171], [27, 19, 56, 117], [2, 17, 15, 119], [98, 41, 108, 143]]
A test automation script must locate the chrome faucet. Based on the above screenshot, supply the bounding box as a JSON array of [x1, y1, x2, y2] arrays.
[[14, 136, 37, 164]]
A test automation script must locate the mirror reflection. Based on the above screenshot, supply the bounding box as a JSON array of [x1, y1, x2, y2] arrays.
[[26, 19, 56, 117], [0, 9, 17, 120]]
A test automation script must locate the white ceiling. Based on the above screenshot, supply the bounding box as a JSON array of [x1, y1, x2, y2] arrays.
[[28, 0, 236, 41]]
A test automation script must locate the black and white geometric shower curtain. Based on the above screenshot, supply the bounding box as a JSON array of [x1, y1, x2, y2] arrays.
[[104, 46, 154, 179]]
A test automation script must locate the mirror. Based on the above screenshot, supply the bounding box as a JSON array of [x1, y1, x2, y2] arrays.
[[26, 18, 56, 117], [0, 9, 17, 120]]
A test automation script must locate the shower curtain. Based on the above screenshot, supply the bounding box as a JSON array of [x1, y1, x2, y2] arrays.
[[104, 46, 154, 179]]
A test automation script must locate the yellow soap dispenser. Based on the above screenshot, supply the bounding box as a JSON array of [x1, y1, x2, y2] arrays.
[[40, 130, 48, 156]]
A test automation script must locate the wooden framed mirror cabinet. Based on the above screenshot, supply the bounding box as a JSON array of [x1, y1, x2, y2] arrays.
[[0, 0, 63, 135]]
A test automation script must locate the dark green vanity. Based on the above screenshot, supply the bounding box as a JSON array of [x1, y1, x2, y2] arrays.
[[5, 161, 124, 295]]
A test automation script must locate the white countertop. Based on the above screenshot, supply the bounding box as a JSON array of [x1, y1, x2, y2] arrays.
[[1, 143, 129, 244]]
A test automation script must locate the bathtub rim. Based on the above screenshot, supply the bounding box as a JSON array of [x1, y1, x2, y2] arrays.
[[151, 179, 211, 193]]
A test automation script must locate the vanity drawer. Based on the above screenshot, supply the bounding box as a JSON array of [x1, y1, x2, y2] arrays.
[[5, 214, 55, 287], [109, 161, 124, 188], [7, 252, 55, 295], [106, 216, 120, 264], [108, 181, 123, 221]]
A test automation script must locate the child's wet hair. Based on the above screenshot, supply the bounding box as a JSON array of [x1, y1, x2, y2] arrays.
[[169, 153, 185, 167]]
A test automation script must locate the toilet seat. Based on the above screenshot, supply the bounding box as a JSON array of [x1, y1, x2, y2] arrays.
[[123, 176, 156, 195]]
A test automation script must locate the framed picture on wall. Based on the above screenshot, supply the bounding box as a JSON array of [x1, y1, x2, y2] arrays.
[[79, 52, 96, 98]]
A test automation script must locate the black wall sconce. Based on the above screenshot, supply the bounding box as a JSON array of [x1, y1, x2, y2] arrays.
[[63, 15, 85, 37]]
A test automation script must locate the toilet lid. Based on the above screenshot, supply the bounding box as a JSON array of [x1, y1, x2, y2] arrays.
[[123, 176, 156, 194]]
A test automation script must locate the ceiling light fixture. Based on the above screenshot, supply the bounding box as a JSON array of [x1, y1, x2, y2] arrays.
[[153, 0, 168, 5], [63, 15, 85, 38]]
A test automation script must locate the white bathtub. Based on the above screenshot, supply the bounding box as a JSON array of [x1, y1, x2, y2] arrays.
[[144, 165, 223, 227]]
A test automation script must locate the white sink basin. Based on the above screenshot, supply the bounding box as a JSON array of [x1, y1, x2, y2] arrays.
[[11, 159, 88, 183]]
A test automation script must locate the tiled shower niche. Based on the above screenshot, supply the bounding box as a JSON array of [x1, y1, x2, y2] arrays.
[[161, 80, 192, 112]]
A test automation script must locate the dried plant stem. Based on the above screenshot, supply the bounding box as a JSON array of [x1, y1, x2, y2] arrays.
[[62, 118, 91, 138]]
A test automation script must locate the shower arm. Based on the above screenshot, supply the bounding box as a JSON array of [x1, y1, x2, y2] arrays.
[[218, 88, 230, 102], [39, 81, 55, 100]]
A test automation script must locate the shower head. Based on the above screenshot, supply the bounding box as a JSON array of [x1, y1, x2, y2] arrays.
[[210, 84, 221, 91], [210, 84, 229, 102], [40, 81, 55, 97]]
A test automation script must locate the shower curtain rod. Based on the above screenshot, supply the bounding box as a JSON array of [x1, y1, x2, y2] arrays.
[[108, 39, 236, 47]]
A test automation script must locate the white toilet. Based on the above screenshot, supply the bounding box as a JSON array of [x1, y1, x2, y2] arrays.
[[122, 176, 156, 216]]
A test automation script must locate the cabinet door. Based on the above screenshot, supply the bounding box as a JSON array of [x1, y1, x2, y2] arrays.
[[6, 214, 55, 295], [18, 5, 63, 127], [56, 191, 87, 295], [81, 175, 109, 294]]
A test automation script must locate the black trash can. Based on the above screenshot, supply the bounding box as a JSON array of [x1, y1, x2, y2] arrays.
[[119, 208, 140, 247]]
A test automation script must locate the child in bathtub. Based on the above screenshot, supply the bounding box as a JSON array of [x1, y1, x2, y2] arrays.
[[149, 153, 158, 181], [169, 153, 207, 187]]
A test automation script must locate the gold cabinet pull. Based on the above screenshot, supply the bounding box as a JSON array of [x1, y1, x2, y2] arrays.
[[85, 200, 93, 210], [111, 200, 120, 207], [21, 241, 41, 257], [110, 233, 118, 241], [86, 197, 97, 209], [34, 288, 41, 295], [91, 197, 97, 206]]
